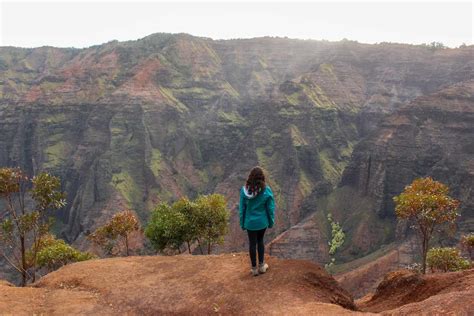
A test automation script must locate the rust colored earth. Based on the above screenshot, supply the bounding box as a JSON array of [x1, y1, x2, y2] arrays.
[[1, 254, 473, 315]]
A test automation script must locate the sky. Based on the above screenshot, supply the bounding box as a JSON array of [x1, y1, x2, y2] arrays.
[[0, 0, 472, 48]]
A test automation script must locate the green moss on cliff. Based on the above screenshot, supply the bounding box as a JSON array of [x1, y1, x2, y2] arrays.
[[290, 125, 308, 147], [40, 81, 62, 92], [158, 87, 188, 112], [222, 82, 240, 98], [298, 170, 313, 197], [320, 63, 335, 76], [149, 148, 163, 177], [286, 92, 300, 106], [111, 171, 142, 206], [217, 110, 245, 125], [43, 141, 70, 169], [43, 113, 67, 124], [256, 146, 272, 168], [319, 150, 341, 184]]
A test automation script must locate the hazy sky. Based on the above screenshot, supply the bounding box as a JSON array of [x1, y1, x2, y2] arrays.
[[0, 0, 472, 48]]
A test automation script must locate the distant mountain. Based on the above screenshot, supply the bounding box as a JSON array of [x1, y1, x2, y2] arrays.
[[0, 33, 472, 265]]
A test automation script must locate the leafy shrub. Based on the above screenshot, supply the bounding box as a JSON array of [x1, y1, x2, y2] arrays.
[[460, 233, 474, 260], [89, 210, 140, 256], [194, 194, 229, 254], [426, 247, 471, 272], [145, 194, 230, 254], [0, 168, 66, 285], [393, 177, 460, 273], [36, 234, 95, 272], [327, 213, 345, 255], [145, 202, 188, 253], [325, 213, 345, 274]]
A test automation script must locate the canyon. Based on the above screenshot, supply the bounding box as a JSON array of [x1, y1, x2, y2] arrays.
[[1, 34, 473, 280]]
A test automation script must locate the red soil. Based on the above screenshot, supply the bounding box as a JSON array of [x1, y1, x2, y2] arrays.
[[358, 268, 474, 315], [0, 253, 357, 315]]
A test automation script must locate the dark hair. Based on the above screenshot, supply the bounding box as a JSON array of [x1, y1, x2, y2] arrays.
[[246, 166, 266, 195]]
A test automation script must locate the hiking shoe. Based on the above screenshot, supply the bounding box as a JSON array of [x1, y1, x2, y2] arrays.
[[258, 263, 268, 274], [251, 267, 259, 276]]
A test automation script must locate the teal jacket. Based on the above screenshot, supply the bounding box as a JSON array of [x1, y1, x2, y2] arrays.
[[239, 185, 275, 231]]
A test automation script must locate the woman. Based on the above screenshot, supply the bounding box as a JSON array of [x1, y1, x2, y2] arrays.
[[239, 166, 275, 276]]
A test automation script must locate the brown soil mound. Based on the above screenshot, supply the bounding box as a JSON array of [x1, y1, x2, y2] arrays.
[[0, 253, 358, 315], [336, 248, 401, 298], [358, 268, 474, 314]]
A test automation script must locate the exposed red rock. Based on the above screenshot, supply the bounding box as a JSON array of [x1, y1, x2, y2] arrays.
[[358, 268, 474, 314]]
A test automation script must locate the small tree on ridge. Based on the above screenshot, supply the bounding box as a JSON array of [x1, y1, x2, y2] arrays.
[[393, 177, 459, 274], [89, 210, 140, 256], [0, 168, 66, 285]]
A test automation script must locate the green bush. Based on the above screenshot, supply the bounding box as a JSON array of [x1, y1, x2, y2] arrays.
[[195, 194, 230, 254], [37, 235, 95, 272], [461, 233, 474, 260], [88, 210, 140, 256], [325, 213, 345, 274], [145, 202, 188, 253], [145, 194, 230, 254], [426, 247, 471, 272]]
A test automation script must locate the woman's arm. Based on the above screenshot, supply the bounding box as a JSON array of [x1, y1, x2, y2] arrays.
[[266, 191, 275, 228], [239, 189, 246, 230]]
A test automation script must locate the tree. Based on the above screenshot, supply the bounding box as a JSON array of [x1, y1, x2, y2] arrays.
[[145, 194, 230, 255], [89, 210, 140, 256], [145, 203, 188, 253], [325, 213, 345, 273], [460, 233, 474, 260], [194, 194, 230, 254], [35, 234, 94, 272], [0, 168, 65, 286], [172, 198, 202, 254], [393, 177, 460, 274], [426, 247, 470, 272], [429, 42, 446, 50]]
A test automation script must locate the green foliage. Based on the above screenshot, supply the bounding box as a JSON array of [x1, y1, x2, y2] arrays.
[[393, 177, 460, 274], [195, 194, 230, 254], [460, 233, 474, 260], [0, 167, 66, 285], [145, 194, 230, 255], [325, 213, 345, 273], [36, 234, 95, 272], [89, 210, 140, 256], [421, 42, 447, 51], [327, 213, 345, 255], [426, 247, 471, 272], [31, 173, 66, 211], [394, 177, 459, 224], [145, 202, 188, 253]]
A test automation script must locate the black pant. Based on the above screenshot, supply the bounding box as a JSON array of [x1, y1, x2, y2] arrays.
[[247, 228, 266, 267]]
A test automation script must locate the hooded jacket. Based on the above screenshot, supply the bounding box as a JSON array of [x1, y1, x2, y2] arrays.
[[239, 185, 275, 231]]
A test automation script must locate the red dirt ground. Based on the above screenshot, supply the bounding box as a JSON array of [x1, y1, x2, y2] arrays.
[[1, 254, 473, 315], [358, 268, 474, 315], [0, 253, 358, 315]]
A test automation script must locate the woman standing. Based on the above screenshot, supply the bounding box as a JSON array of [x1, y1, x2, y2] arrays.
[[239, 166, 276, 276]]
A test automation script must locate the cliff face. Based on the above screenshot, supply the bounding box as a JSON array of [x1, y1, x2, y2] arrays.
[[0, 34, 473, 259], [340, 81, 474, 254], [270, 81, 474, 262]]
